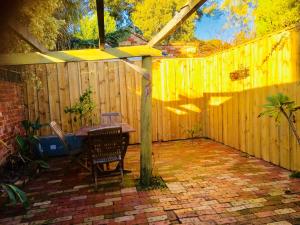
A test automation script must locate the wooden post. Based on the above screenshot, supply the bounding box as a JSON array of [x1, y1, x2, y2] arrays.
[[96, 0, 105, 50], [9, 20, 48, 52], [148, 0, 207, 47], [140, 56, 152, 186]]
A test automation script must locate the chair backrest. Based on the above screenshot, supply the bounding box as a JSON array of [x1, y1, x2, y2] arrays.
[[49, 121, 68, 150], [101, 112, 121, 125], [88, 126, 122, 161]]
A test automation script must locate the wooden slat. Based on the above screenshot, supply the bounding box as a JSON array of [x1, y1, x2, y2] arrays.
[[291, 28, 300, 170], [46, 64, 61, 127], [56, 63, 71, 132], [260, 38, 270, 162], [156, 61, 164, 141], [125, 62, 138, 143], [269, 35, 280, 165], [79, 61, 90, 93], [246, 43, 255, 156], [97, 61, 106, 116], [0, 46, 162, 66], [118, 61, 128, 124], [108, 62, 117, 112], [88, 61, 101, 125], [25, 65, 37, 123], [252, 41, 261, 158], [134, 61, 142, 143], [151, 60, 159, 142], [162, 61, 171, 141], [35, 65, 50, 135], [113, 61, 122, 119], [67, 62, 81, 132]]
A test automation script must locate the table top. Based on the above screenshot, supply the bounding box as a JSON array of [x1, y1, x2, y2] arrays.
[[75, 123, 136, 136]]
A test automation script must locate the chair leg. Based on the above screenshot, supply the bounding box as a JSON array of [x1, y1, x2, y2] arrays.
[[93, 164, 98, 190], [119, 161, 124, 185]]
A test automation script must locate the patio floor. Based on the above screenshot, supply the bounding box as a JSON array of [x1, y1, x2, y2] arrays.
[[1, 139, 300, 225]]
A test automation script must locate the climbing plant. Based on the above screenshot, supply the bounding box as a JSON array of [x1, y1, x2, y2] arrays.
[[64, 87, 96, 126]]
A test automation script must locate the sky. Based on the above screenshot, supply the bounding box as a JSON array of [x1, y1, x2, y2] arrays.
[[195, 14, 233, 42], [195, 13, 240, 42], [195, 0, 256, 43]]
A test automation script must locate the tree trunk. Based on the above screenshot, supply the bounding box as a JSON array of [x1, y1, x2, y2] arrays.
[[281, 108, 300, 145]]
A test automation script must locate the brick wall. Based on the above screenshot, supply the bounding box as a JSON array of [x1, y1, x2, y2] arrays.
[[0, 80, 25, 165]]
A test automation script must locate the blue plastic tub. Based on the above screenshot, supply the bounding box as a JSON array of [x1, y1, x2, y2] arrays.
[[36, 135, 83, 157]]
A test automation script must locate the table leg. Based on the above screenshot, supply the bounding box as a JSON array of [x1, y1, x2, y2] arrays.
[[74, 138, 91, 172]]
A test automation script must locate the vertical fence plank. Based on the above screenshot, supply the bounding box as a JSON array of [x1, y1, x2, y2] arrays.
[[134, 61, 141, 143], [151, 60, 159, 142], [108, 62, 117, 112], [67, 62, 81, 132], [97, 62, 106, 116], [46, 64, 60, 128], [118, 61, 128, 124], [88, 61, 101, 125], [35, 64, 51, 135], [57, 63, 72, 132], [125, 63, 137, 143]]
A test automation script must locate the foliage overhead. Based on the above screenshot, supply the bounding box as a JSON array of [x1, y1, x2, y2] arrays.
[[254, 0, 300, 36], [0, 0, 65, 53], [74, 12, 116, 41], [89, 0, 136, 27], [2, 0, 299, 52], [131, 0, 199, 43], [203, 0, 299, 44]]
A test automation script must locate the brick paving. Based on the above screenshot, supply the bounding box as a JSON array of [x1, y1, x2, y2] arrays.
[[1, 139, 300, 225]]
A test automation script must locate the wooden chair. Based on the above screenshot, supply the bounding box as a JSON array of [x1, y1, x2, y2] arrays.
[[49, 121, 88, 170], [88, 126, 123, 189], [101, 112, 121, 125], [49, 121, 69, 152]]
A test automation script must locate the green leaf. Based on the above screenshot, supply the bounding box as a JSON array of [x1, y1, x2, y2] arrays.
[[34, 160, 50, 169], [7, 184, 29, 208], [16, 135, 27, 151], [1, 184, 17, 205], [21, 120, 31, 131], [28, 117, 47, 132], [29, 135, 40, 144]]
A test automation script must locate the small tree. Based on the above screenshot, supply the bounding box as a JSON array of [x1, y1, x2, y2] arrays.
[[64, 87, 95, 126], [259, 93, 300, 145]]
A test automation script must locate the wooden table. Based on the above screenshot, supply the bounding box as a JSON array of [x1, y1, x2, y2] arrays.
[[75, 123, 135, 172], [75, 123, 135, 137]]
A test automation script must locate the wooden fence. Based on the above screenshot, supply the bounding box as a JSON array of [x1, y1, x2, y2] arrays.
[[201, 25, 300, 171], [21, 59, 204, 144], [20, 25, 300, 170]]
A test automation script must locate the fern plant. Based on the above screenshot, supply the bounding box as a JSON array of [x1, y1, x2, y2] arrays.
[[259, 93, 300, 145]]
